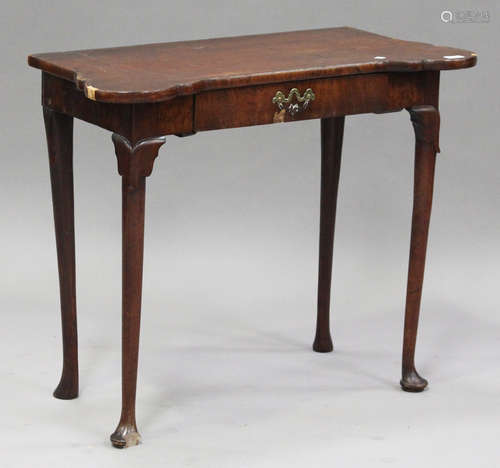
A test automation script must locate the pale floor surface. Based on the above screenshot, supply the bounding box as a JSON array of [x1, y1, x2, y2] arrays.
[[3, 275, 499, 468]]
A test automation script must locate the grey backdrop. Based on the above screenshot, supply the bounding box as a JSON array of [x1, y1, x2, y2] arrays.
[[1, 1, 499, 467]]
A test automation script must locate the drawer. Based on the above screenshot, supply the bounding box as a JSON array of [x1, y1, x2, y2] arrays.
[[194, 72, 432, 131]]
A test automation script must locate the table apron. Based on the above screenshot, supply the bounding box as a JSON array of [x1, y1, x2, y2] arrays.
[[41, 71, 439, 139]]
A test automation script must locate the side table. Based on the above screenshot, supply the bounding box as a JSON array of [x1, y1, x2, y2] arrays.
[[28, 27, 477, 448]]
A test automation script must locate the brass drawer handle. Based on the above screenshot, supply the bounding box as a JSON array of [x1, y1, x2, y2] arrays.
[[272, 88, 316, 116]]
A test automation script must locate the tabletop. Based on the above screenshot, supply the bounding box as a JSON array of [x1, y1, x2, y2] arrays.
[[28, 27, 476, 104]]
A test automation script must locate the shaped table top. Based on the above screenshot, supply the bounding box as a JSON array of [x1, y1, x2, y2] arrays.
[[28, 27, 476, 104]]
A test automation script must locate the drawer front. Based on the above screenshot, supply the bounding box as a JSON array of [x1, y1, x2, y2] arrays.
[[194, 72, 432, 131], [194, 74, 389, 131]]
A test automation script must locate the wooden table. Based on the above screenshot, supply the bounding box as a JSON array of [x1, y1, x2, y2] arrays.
[[28, 27, 477, 448]]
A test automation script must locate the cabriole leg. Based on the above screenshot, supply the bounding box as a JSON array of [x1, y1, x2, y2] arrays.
[[43, 107, 79, 399], [313, 116, 344, 353], [401, 105, 440, 392], [110, 134, 165, 448]]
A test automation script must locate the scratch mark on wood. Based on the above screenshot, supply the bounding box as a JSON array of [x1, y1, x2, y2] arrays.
[[273, 109, 286, 123]]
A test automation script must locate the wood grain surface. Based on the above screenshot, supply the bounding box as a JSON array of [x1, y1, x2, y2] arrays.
[[29, 27, 476, 103]]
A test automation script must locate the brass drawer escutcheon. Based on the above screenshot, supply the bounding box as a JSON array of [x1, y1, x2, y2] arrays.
[[272, 88, 316, 116]]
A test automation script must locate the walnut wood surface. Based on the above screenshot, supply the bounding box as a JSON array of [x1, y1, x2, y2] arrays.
[[29, 27, 476, 103]]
